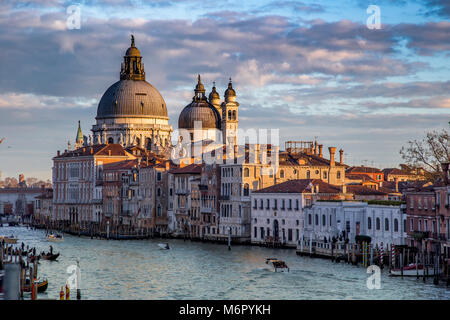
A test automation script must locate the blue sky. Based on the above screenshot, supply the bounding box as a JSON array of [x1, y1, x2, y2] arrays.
[[0, 0, 449, 180]]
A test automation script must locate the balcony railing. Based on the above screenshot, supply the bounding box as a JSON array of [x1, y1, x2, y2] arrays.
[[175, 189, 190, 195], [219, 195, 230, 201]]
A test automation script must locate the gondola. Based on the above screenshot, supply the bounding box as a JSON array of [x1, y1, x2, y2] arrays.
[[41, 252, 60, 261], [24, 278, 49, 293]]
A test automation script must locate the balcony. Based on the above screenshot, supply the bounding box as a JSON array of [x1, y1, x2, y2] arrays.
[[409, 231, 429, 240], [219, 195, 230, 201], [429, 233, 447, 241], [175, 189, 190, 195], [200, 206, 213, 214]]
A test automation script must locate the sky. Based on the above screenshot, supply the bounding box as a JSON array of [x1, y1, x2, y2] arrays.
[[0, 0, 449, 180]]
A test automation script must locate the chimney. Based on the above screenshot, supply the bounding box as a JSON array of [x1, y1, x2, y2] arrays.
[[165, 161, 170, 170], [314, 141, 318, 155], [441, 162, 450, 185], [108, 150, 111, 156], [90, 147, 94, 154], [57, 150, 60, 156], [394, 177, 399, 192], [329, 147, 336, 166], [318, 144, 323, 158], [339, 149, 344, 164]]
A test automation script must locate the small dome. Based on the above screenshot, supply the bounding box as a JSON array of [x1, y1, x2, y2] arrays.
[[125, 46, 141, 57], [209, 84, 220, 101], [178, 100, 221, 130], [97, 80, 168, 119], [224, 78, 236, 97], [179, 75, 221, 130], [125, 34, 141, 56]]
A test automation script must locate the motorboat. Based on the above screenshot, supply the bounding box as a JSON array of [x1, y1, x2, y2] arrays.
[[46, 233, 64, 242], [265, 258, 289, 272], [158, 243, 170, 250], [390, 263, 441, 277]]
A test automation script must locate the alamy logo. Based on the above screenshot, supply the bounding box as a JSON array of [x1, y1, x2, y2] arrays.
[[66, 263, 81, 290], [366, 265, 381, 289], [66, 5, 81, 30], [366, 5, 381, 30]]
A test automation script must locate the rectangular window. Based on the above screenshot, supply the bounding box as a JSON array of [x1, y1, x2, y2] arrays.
[[288, 229, 292, 241], [254, 226, 257, 238], [260, 227, 265, 240], [346, 221, 350, 234], [295, 199, 299, 210]]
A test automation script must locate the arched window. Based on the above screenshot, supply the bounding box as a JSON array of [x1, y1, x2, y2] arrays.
[[306, 170, 311, 179], [280, 170, 285, 178], [323, 171, 327, 179], [228, 110, 232, 120], [337, 171, 341, 179], [244, 168, 249, 177], [322, 215, 326, 226], [376, 217, 380, 230], [308, 214, 312, 225], [146, 138, 152, 150], [157, 205, 162, 216], [368, 217, 372, 230], [315, 215, 319, 226], [157, 188, 161, 197], [108, 137, 114, 144], [394, 219, 399, 232], [232, 110, 236, 120], [135, 137, 140, 146], [243, 184, 250, 197], [385, 218, 389, 231]]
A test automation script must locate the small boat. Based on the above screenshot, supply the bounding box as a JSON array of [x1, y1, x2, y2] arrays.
[[47, 234, 64, 242], [265, 258, 289, 272], [41, 252, 60, 261], [158, 243, 170, 250], [390, 264, 441, 277], [24, 278, 49, 293]]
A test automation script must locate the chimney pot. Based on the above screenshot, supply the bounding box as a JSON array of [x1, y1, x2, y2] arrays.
[[339, 149, 344, 164], [329, 147, 336, 166], [57, 150, 60, 156], [318, 144, 323, 158]]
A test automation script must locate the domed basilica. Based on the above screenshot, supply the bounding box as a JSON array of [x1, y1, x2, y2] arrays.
[[76, 36, 239, 156]]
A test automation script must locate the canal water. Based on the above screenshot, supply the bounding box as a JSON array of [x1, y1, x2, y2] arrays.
[[1, 226, 449, 300]]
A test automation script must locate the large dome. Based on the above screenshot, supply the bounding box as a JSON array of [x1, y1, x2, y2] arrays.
[[96, 80, 168, 119], [178, 99, 221, 130]]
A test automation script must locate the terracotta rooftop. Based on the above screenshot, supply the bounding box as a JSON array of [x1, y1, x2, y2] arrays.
[[279, 152, 346, 167], [346, 174, 376, 182], [103, 159, 139, 171], [254, 179, 341, 194], [346, 185, 387, 195], [54, 144, 133, 158], [382, 168, 414, 176], [169, 163, 202, 175], [346, 166, 382, 174]]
